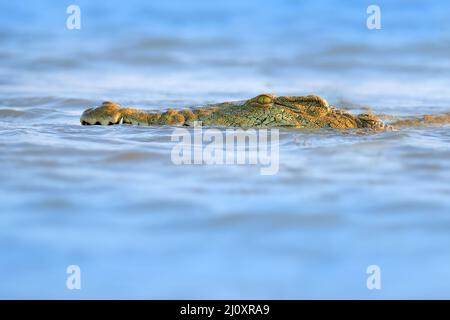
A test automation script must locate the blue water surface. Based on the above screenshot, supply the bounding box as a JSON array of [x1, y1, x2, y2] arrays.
[[0, 0, 450, 298]]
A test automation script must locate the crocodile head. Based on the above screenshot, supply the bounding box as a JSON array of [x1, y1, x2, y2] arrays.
[[80, 94, 387, 130]]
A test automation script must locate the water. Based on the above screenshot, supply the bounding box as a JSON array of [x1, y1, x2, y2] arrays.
[[0, 0, 450, 298]]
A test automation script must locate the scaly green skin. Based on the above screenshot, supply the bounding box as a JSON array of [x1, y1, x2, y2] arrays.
[[80, 93, 450, 130]]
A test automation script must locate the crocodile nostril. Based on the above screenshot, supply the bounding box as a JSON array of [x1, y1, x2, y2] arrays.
[[94, 122, 102, 125], [108, 122, 114, 125], [81, 121, 90, 125]]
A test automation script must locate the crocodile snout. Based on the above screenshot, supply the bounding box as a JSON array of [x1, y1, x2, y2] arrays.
[[80, 102, 123, 125]]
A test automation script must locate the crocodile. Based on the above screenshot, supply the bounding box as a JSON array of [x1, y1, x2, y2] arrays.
[[80, 93, 450, 130]]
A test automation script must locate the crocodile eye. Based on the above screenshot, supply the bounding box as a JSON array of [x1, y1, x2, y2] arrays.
[[257, 95, 272, 105]]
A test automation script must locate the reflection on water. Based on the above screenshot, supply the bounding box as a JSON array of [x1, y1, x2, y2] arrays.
[[0, 0, 450, 298]]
